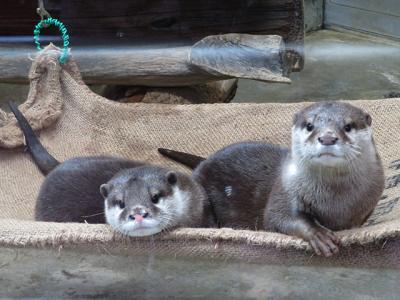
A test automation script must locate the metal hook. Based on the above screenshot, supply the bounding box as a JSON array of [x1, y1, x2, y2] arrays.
[[36, 0, 51, 28]]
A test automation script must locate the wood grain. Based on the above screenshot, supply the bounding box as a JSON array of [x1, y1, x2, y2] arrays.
[[0, 34, 291, 86]]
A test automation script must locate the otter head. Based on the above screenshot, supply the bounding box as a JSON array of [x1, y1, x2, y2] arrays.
[[291, 101, 375, 169], [100, 166, 189, 237]]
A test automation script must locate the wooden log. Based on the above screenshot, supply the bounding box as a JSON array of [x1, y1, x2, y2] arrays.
[[0, 0, 304, 71], [0, 34, 291, 86]]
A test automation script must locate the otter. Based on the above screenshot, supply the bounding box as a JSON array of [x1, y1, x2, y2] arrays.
[[9, 102, 212, 237], [158, 101, 385, 256]]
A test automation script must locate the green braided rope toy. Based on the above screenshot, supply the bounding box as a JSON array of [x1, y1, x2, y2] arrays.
[[33, 17, 70, 64]]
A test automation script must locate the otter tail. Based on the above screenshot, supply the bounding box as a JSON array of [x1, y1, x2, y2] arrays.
[[158, 148, 205, 169], [8, 102, 60, 175]]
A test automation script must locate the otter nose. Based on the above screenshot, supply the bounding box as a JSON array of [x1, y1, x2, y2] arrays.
[[318, 135, 338, 146], [128, 210, 149, 222]]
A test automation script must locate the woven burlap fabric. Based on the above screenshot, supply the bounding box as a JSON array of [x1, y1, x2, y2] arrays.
[[0, 46, 399, 267]]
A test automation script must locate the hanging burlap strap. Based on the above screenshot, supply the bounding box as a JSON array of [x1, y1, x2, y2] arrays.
[[0, 46, 399, 267]]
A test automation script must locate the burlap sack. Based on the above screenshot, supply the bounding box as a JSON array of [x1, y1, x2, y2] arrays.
[[0, 46, 399, 268]]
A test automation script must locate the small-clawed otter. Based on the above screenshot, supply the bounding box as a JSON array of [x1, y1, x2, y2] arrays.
[[158, 101, 385, 256], [9, 102, 212, 237]]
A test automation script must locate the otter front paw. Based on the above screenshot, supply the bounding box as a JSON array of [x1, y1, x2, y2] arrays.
[[307, 228, 340, 257]]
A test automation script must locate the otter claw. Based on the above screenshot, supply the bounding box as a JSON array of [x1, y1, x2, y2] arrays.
[[308, 229, 340, 257]]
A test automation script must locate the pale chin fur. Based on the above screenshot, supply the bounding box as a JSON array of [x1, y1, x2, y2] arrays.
[[309, 144, 347, 167], [120, 221, 163, 237]]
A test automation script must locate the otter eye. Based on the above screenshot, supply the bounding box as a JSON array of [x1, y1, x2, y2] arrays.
[[113, 200, 125, 209], [306, 123, 314, 132], [151, 194, 160, 204], [344, 124, 352, 132]]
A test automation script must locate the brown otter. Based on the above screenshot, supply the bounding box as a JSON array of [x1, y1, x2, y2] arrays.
[[9, 102, 213, 237], [158, 101, 385, 256]]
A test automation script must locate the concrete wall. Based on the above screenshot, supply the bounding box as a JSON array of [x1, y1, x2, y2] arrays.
[[325, 0, 400, 39], [304, 0, 324, 33]]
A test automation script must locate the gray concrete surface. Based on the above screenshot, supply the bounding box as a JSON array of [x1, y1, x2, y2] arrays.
[[0, 247, 399, 299], [325, 0, 400, 39], [233, 29, 400, 103], [304, 0, 324, 33]]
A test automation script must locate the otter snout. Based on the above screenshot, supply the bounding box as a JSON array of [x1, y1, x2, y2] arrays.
[[128, 206, 150, 222], [318, 134, 338, 146]]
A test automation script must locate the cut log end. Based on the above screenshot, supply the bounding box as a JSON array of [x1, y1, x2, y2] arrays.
[[189, 34, 292, 84]]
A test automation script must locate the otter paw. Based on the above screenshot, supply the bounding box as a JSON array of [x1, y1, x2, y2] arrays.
[[308, 229, 340, 257]]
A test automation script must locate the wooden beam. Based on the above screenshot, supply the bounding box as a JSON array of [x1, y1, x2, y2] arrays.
[[0, 34, 291, 86]]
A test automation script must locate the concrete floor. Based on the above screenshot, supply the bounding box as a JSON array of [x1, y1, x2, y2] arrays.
[[1, 247, 399, 299]]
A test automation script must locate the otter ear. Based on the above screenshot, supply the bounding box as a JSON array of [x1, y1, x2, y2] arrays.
[[292, 112, 303, 127], [166, 171, 177, 185], [100, 183, 111, 198], [365, 113, 372, 126]]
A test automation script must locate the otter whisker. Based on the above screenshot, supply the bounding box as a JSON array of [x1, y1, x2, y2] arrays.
[[160, 216, 176, 227], [349, 142, 361, 148], [348, 147, 362, 156], [159, 218, 174, 225], [81, 212, 105, 218], [161, 227, 174, 235]]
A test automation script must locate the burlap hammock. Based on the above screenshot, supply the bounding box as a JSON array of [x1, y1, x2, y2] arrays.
[[0, 46, 399, 268]]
